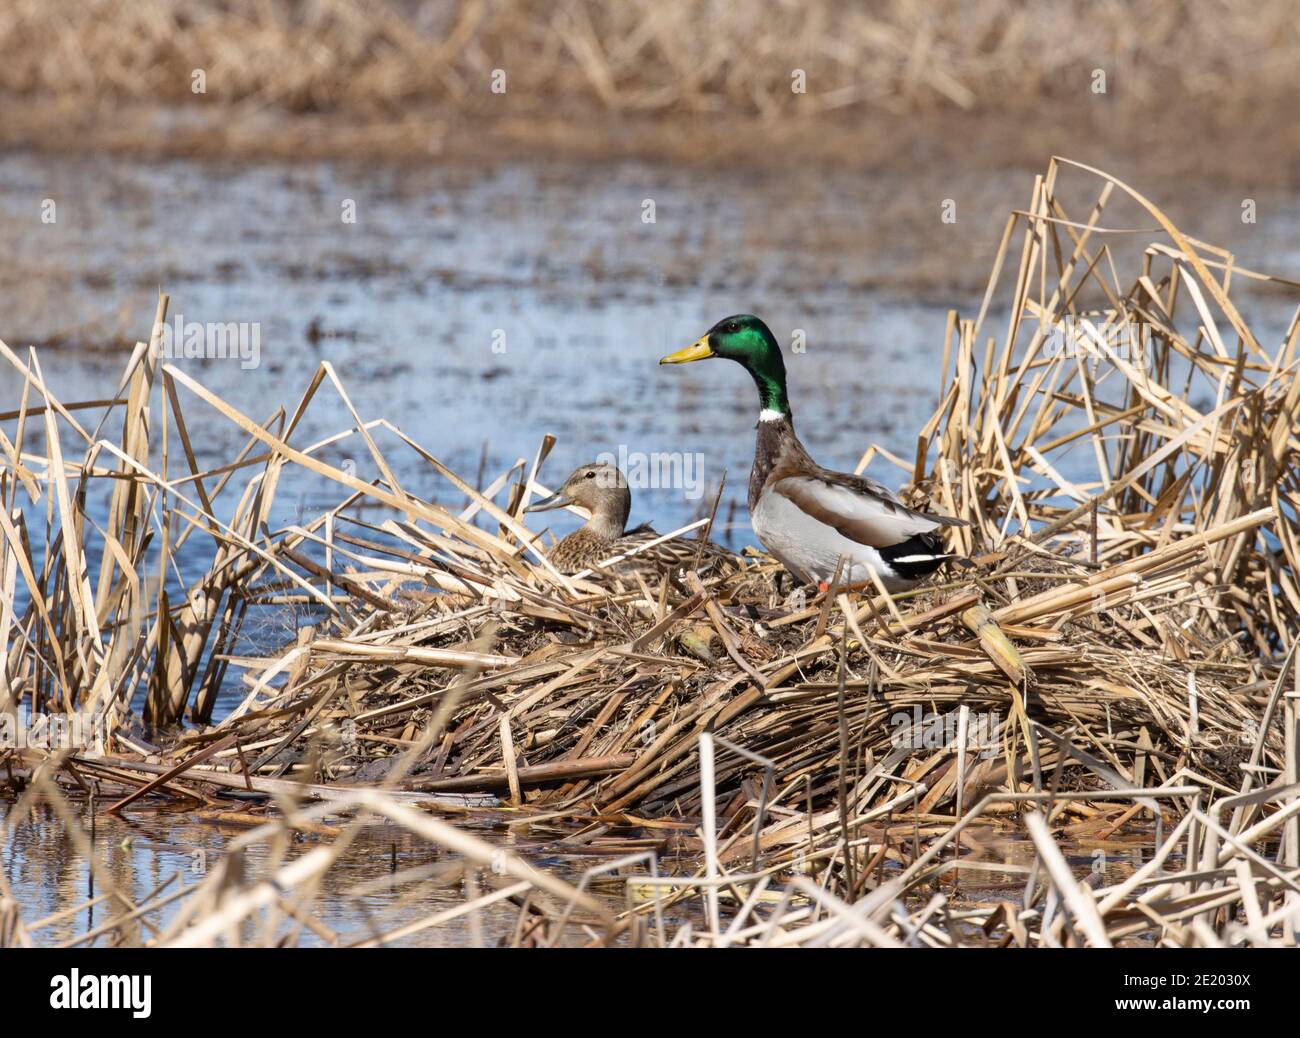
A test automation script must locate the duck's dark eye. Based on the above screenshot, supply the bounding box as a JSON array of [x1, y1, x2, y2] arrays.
[[726, 322, 739, 333], [584, 471, 595, 479]]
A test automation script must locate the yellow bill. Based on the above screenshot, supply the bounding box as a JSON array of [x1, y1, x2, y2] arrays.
[[659, 337, 714, 364]]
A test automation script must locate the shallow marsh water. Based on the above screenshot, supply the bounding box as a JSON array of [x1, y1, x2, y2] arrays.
[[2, 795, 1168, 947], [1, 799, 642, 947], [1, 151, 1296, 944]]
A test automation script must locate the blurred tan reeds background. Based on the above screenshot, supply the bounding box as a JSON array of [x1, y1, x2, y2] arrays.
[[3, 0, 1299, 175]]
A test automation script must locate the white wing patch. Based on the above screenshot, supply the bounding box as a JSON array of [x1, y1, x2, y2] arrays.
[[752, 488, 922, 591], [774, 476, 942, 547]]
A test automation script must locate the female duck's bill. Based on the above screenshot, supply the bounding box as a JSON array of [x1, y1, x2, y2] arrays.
[[524, 488, 572, 512]]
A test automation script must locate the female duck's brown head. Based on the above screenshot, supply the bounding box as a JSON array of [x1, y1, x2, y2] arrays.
[[525, 461, 631, 540]]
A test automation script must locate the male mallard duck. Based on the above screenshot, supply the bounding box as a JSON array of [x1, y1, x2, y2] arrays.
[[525, 461, 733, 577], [660, 315, 963, 591]]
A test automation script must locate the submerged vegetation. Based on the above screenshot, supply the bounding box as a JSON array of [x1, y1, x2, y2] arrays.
[[3, 159, 1300, 946]]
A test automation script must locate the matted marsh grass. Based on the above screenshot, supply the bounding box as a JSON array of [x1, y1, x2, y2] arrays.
[[3, 159, 1300, 947]]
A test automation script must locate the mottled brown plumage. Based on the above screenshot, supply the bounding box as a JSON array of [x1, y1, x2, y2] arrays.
[[525, 461, 734, 578]]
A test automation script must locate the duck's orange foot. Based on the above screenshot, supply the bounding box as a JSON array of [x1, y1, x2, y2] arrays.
[[817, 580, 831, 594]]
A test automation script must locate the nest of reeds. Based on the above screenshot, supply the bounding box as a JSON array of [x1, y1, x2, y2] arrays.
[[243, 542, 1273, 817], [4, 158, 1300, 947]]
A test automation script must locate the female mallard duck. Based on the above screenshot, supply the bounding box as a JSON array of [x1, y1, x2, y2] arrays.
[[525, 461, 733, 577], [660, 315, 963, 591]]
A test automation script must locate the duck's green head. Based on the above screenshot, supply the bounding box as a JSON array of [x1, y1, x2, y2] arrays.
[[659, 314, 790, 417]]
